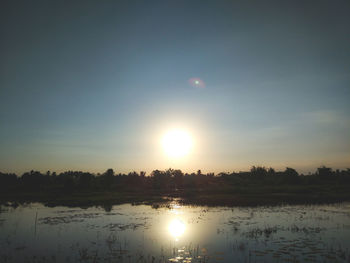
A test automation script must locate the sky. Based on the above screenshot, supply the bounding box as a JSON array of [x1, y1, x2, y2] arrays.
[[1, 0, 349, 175]]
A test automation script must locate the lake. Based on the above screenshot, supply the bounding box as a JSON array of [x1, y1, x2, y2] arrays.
[[0, 202, 349, 262]]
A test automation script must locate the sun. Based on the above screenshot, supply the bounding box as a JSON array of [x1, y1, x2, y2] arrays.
[[162, 129, 193, 158]]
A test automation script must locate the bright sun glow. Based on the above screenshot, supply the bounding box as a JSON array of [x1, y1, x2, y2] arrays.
[[168, 218, 186, 238], [162, 129, 192, 158]]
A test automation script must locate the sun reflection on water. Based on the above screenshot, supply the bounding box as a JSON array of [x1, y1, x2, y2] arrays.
[[168, 218, 186, 239]]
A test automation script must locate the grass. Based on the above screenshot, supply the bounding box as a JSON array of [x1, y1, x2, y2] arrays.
[[1, 183, 350, 208]]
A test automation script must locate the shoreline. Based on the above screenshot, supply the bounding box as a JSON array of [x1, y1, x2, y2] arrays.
[[1, 188, 350, 208]]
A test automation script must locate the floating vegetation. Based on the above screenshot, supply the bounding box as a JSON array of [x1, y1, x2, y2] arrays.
[[243, 226, 279, 239], [38, 212, 101, 225], [288, 224, 324, 234], [103, 222, 147, 231], [1, 203, 350, 262]]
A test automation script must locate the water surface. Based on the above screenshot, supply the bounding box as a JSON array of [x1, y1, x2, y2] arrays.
[[1, 202, 349, 262]]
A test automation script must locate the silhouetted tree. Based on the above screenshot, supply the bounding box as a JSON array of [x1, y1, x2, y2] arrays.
[[317, 166, 333, 177], [99, 169, 115, 189], [284, 167, 298, 177], [267, 167, 276, 175], [173, 169, 184, 189], [0, 173, 17, 191], [251, 166, 267, 177]]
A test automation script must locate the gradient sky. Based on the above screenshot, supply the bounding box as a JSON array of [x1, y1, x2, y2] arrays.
[[1, 0, 349, 174]]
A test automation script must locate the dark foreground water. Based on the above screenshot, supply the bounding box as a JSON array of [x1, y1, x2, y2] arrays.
[[0, 202, 349, 263]]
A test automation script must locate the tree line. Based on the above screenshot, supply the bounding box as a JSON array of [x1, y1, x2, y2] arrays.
[[0, 166, 349, 194]]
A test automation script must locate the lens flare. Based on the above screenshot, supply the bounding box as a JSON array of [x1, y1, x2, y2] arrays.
[[188, 77, 205, 88]]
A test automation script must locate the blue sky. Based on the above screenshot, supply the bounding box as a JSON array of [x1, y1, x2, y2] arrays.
[[1, 0, 349, 174]]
